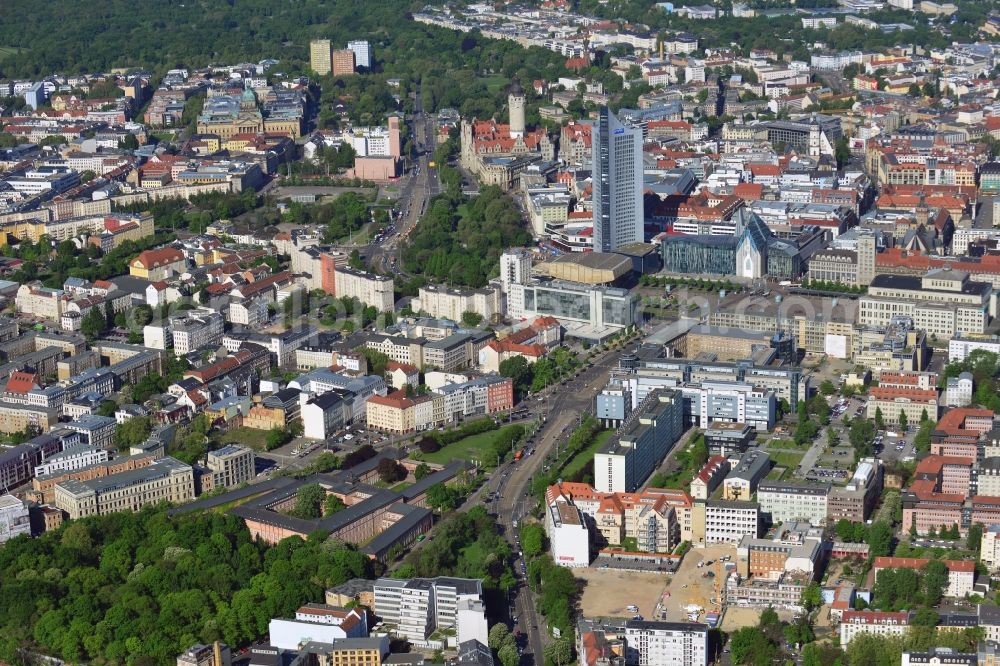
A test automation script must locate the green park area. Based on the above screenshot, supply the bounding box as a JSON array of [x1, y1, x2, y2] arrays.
[[765, 449, 806, 469], [561, 430, 613, 482], [414, 421, 528, 468], [219, 427, 272, 452]]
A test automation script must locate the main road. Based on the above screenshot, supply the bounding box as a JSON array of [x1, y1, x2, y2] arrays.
[[482, 346, 626, 665], [367, 90, 440, 274]]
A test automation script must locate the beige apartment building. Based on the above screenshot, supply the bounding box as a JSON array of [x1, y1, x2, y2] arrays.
[[866, 386, 939, 424], [202, 445, 254, 492], [366, 334, 427, 367], [415, 284, 502, 324], [310, 39, 333, 75], [366, 392, 417, 434], [0, 401, 58, 434], [15, 283, 69, 320], [335, 266, 395, 313], [54, 456, 195, 519]]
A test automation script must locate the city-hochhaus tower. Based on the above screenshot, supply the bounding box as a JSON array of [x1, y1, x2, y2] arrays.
[[592, 107, 643, 253]]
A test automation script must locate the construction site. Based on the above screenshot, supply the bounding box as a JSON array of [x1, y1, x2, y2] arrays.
[[578, 544, 739, 627]]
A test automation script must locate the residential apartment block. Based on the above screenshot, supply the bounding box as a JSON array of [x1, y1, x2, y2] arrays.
[[335, 266, 395, 313], [373, 577, 486, 645], [696, 499, 760, 545], [593, 388, 684, 493], [415, 284, 501, 324], [757, 481, 831, 526], [199, 445, 254, 493], [545, 481, 692, 556], [576, 617, 708, 666], [839, 611, 910, 646]]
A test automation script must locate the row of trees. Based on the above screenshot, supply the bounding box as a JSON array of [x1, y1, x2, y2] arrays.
[[831, 518, 894, 557], [498, 348, 581, 398], [530, 414, 605, 494]]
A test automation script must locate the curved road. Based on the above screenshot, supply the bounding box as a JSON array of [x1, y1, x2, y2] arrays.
[[485, 347, 625, 665]]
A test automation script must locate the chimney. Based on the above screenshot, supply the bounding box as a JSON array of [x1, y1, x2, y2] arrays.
[[213, 641, 222, 666]]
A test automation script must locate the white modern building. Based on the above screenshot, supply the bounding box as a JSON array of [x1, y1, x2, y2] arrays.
[[347, 40, 372, 68], [548, 501, 590, 567], [0, 494, 30, 543], [592, 106, 643, 252], [268, 604, 368, 651], [702, 500, 759, 545], [34, 445, 109, 477], [756, 481, 830, 526], [949, 333, 1000, 362], [623, 620, 709, 666], [373, 577, 485, 645]]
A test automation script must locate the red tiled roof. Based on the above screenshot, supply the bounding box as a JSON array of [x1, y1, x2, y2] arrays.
[[385, 361, 418, 374], [132, 247, 184, 270], [367, 390, 415, 409], [5, 371, 37, 394], [733, 183, 764, 200]]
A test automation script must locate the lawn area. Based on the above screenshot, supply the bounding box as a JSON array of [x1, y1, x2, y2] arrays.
[[0, 46, 23, 58], [561, 429, 612, 481], [391, 481, 412, 492], [764, 449, 806, 468], [220, 427, 270, 451], [480, 74, 511, 93], [416, 425, 523, 468]]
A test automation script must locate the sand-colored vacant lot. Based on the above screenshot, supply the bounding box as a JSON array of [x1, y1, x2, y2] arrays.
[[577, 568, 668, 619]]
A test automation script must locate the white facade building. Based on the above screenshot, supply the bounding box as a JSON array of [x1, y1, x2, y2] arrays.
[[347, 40, 372, 68], [34, 445, 109, 477], [946, 372, 974, 407], [703, 500, 760, 545], [373, 577, 485, 643], [623, 621, 709, 666], [547, 501, 590, 567], [268, 604, 368, 651], [0, 494, 30, 543], [839, 611, 909, 646]]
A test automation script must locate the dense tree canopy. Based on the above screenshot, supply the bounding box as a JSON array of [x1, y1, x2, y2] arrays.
[[0, 508, 371, 664], [403, 186, 531, 288]]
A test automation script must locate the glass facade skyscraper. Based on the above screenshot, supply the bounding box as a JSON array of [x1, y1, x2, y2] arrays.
[[592, 107, 644, 253]]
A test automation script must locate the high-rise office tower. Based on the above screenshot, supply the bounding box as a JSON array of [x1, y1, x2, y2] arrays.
[[347, 40, 372, 69], [309, 39, 332, 76], [591, 107, 644, 253]]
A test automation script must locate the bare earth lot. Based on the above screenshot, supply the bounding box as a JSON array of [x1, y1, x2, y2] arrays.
[[578, 544, 739, 623], [577, 568, 667, 619]]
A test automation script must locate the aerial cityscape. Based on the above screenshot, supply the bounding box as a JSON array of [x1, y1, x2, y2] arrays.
[[1, 0, 1000, 665]]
